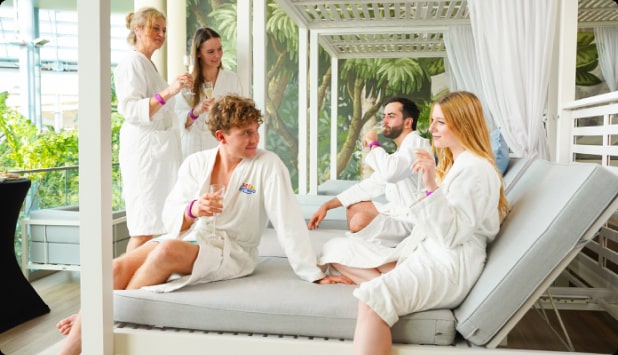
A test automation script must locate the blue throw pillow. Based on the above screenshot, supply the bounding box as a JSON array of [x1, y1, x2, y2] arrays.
[[491, 129, 509, 175]]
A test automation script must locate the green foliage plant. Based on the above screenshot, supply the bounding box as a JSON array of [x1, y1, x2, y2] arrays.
[[576, 31, 602, 86]]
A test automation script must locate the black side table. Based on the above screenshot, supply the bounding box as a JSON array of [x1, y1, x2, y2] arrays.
[[0, 179, 50, 333]]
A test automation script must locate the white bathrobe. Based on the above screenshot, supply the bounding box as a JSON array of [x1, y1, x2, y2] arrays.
[[145, 147, 325, 292], [115, 51, 182, 236], [321, 151, 502, 326], [175, 70, 242, 159], [336, 131, 429, 246]]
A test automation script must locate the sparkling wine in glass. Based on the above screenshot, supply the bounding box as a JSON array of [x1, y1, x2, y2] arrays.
[[372, 122, 385, 135], [357, 121, 385, 150], [209, 184, 225, 240], [182, 55, 195, 96], [202, 81, 214, 99], [415, 139, 432, 197]]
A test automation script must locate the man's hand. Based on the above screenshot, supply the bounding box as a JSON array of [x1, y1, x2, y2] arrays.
[[316, 275, 355, 285], [308, 205, 328, 230], [363, 130, 379, 147]]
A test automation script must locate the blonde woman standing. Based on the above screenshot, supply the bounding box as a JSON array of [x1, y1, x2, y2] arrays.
[[114, 7, 189, 252]]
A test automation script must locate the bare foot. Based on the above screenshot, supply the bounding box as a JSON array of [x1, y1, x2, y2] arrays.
[[58, 313, 82, 355], [56, 314, 77, 335]]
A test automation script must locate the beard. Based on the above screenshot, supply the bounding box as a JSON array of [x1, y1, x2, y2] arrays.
[[383, 123, 404, 139]]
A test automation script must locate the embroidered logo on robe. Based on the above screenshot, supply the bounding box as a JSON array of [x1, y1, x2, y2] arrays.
[[239, 183, 256, 194]]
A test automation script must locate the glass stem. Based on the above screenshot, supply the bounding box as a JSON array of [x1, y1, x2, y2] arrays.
[[417, 169, 423, 193]]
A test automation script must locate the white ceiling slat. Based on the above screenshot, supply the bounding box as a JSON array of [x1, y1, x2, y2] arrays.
[[350, 3, 361, 20], [370, 2, 381, 22], [361, 4, 371, 20], [315, 4, 329, 21], [339, 3, 351, 20], [305, 4, 321, 22], [394, 2, 401, 20], [275, 0, 618, 60]]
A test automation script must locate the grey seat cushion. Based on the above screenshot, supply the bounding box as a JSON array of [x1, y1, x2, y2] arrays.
[[455, 160, 618, 345], [114, 255, 456, 345]]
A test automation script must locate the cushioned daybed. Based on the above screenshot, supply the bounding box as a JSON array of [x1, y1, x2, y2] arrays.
[[112, 159, 618, 354]]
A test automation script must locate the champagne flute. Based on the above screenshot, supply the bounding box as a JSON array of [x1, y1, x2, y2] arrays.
[[209, 184, 225, 240], [357, 121, 384, 150], [202, 81, 214, 99], [415, 139, 432, 197], [182, 55, 195, 96]]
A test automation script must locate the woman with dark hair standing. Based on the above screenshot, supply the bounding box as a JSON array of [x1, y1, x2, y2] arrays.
[[176, 27, 242, 159]]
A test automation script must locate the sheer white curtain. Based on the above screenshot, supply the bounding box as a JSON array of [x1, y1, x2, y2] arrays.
[[468, 0, 557, 159], [594, 26, 618, 92], [443, 25, 495, 131]]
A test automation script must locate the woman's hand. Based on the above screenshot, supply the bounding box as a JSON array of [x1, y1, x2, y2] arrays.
[[172, 73, 194, 96], [412, 150, 437, 192], [193, 97, 215, 116]]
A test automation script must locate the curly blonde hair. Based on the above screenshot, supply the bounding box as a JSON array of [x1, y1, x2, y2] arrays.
[[208, 95, 263, 136]]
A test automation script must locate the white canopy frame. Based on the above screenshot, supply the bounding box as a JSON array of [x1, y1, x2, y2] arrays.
[[71, 1, 618, 353]]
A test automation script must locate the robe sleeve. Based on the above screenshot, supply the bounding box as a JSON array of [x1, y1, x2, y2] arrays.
[[114, 55, 153, 126], [408, 155, 500, 248], [364, 132, 424, 183], [336, 174, 386, 207], [263, 154, 325, 282]]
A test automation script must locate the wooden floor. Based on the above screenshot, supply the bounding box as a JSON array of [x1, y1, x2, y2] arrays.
[[1, 271, 617, 355]]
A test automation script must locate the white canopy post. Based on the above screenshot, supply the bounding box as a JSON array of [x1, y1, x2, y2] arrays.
[[469, 0, 558, 159], [298, 26, 308, 194], [309, 30, 319, 195], [330, 56, 339, 179], [77, 0, 113, 353], [237, 0, 253, 99]]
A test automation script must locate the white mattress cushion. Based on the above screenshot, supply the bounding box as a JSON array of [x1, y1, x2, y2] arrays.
[[114, 254, 456, 345]]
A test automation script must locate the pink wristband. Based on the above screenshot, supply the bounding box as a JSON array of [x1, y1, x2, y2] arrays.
[[368, 141, 381, 150], [189, 108, 199, 120], [186, 199, 197, 219], [426, 187, 438, 197], [154, 93, 166, 105]]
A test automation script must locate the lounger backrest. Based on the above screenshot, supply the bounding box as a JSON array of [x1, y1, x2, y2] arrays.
[[501, 157, 532, 195], [454, 160, 618, 347]]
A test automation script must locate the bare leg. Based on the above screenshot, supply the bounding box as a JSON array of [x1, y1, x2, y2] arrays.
[[330, 262, 395, 285], [352, 301, 392, 355], [346, 202, 379, 232], [113, 242, 159, 289], [125, 234, 153, 252], [56, 241, 161, 354], [126, 239, 198, 289]]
